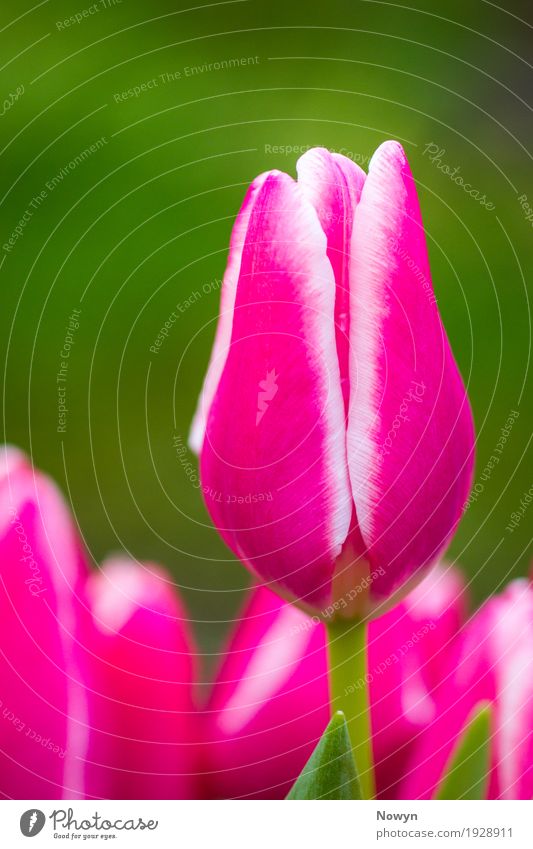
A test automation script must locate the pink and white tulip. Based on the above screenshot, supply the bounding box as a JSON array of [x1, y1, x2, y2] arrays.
[[202, 563, 466, 799], [0, 447, 91, 799], [191, 142, 474, 616], [0, 447, 198, 800], [399, 579, 533, 800], [86, 557, 198, 799]]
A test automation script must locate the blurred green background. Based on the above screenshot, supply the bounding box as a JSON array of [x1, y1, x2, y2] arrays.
[[1, 0, 531, 663]]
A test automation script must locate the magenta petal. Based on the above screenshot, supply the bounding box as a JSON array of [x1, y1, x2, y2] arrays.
[[371, 563, 466, 798], [203, 585, 329, 799], [200, 171, 352, 610], [189, 173, 270, 454], [0, 447, 91, 799], [488, 581, 533, 799], [347, 141, 475, 606], [297, 148, 365, 406], [85, 558, 198, 799]]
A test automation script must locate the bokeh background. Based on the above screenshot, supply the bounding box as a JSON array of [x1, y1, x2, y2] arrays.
[[1, 0, 531, 664]]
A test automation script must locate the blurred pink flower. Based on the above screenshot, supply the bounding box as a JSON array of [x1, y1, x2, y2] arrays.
[[202, 563, 466, 799], [191, 142, 474, 617], [85, 557, 198, 799], [0, 447, 198, 800], [399, 579, 533, 800]]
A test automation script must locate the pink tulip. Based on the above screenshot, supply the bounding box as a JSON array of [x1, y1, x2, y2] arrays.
[[0, 446, 91, 799], [191, 142, 474, 616], [202, 563, 465, 799], [85, 557, 198, 799], [0, 447, 199, 800], [399, 579, 533, 800]]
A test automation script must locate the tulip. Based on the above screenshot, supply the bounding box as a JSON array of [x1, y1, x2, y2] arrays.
[[0, 446, 91, 799], [191, 142, 474, 796], [399, 579, 533, 800], [191, 141, 474, 619], [202, 563, 466, 799], [86, 557, 198, 799], [0, 447, 198, 800]]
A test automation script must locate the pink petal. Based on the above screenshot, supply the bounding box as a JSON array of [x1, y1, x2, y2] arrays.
[[0, 447, 91, 799], [85, 557, 198, 799], [189, 173, 270, 454], [371, 563, 466, 798], [347, 141, 475, 607], [199, 171, 352, 610], [297, 148, 366, 407], [203, 585, 329, 799], [489, 581, 533, 799]]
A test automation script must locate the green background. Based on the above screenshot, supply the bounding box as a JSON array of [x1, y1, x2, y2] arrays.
[[1, 0, 531, 664]]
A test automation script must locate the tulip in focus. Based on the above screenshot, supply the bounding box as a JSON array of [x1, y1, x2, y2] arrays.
[[191, 141, 474, 618], [0, 447, 198, 799]]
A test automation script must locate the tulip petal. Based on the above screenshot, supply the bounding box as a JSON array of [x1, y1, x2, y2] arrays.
[[85, 557, 198, 799], [371, 563, 466, 798], [200, 171, 352, 609], [487, 581, 533, 799], [0, 447, 91, 799], [204, 585, 329, 799], [297, 148, 365, 407], [189, 173, 270, 454], [347, 141, 475, 605]]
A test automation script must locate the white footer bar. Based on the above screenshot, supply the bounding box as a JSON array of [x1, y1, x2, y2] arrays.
[[1, 799, 531, 848]]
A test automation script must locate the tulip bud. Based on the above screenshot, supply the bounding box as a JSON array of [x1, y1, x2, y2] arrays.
[[0, 447, 91, 799], [85, 557, 198, 799], [191, 142, 474, 618]]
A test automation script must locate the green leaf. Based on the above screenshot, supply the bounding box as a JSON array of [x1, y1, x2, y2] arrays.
[[435, 702, 492, 800], [286, 711, 362, 800]]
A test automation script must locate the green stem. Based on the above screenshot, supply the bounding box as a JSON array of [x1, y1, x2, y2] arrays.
[[325, 617, 375, 800]]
